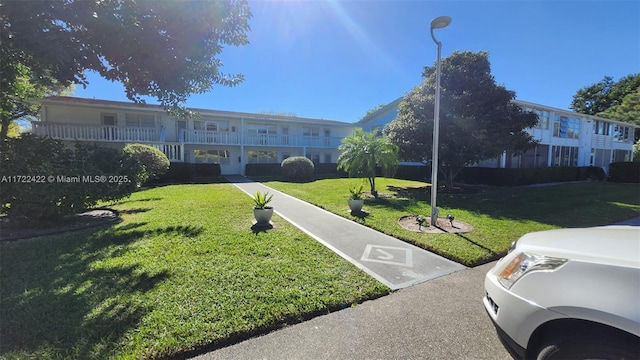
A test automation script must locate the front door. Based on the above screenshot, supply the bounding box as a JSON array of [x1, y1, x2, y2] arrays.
[[177, 120, 187, 142]]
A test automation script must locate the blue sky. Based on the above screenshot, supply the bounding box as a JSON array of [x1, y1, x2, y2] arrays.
[[73, 0, 640, 123]]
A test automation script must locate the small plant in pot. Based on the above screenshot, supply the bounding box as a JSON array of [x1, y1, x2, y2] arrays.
[[253, 191, 274, 225], [348, 184, 365, 213]]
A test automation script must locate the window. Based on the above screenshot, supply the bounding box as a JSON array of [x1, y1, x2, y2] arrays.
[[306, 152, 320, 163], [101, 114, 118, 140], [247, 150, 277, 164], [552, 115, 580, 139], [613, 150, 631, 162], [613, 150, 630, 162], [551, 146, 578, 166], [592, 148, 612, 168], [525, 108, 550, 130], [519, 144, 549, 168], [324, 153, 332, 163], [303, 127, 320, 137], [195, 121, 229, 132], [247, 124, 276, 135], [194, 149, 230, 164], [537, 111, 550, 129], [125, 114, 154, 127], [594, 120, 611, 136], [613, 125, 632, 143], [102, 114, 117, 126]]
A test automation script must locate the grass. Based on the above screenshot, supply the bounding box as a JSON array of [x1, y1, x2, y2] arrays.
[[263, 178, 640, 266], [2, 178, 638, 359], [0, 183, 389, 359]]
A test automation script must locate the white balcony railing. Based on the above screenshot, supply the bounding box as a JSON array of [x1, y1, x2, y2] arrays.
[[184, 130, 341, 148], [33, 122, 158, 142], [243, 134, 342, 148], [183, 130, 240, 145], [151, 143, 183, 162], [33, 122, 343, 148]]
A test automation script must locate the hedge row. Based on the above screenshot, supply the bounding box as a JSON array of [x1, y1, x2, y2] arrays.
[[244, 162, 348, 177], [456, 166, 606, 186], [1, 135, 143, 222], [608, 162, 640, 183], [157, 162, 637, 185], [151, 163, 221, 183]]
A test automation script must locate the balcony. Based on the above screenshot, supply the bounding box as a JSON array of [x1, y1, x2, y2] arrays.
[[33, 122, 344, 149], [33, 122, 158, 142], [183, 130, 342, 148], [243, 134, 342, 148], [182, 130, 241, 145]]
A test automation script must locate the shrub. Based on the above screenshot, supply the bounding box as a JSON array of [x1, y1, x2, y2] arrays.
[[609, 162, 640, 183], [394, 165, 429, 181], [192, 163, 221, 177], [0, 135, 139, 222], [245, 163, 281, 177], [151, 162, 193, 183], [457, 166, 606, 186], [281, 156, 315, 182], [314, 163, 346, 176], [73, 143, 141, 202], [576, 166, 605, 181], [123, 144, 170, 184]]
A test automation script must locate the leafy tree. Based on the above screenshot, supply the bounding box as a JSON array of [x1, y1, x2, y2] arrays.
[[1, 122, 21, 138], [634, 140, 640, 162], [1, 0, 251, 138], [0, 60, 73, 139], [597, 88, 640, 128], [337, 128, 399, 197], [385, 51, 538, 188], [359, 104, 387, 121], [570, 74, 640, 116]]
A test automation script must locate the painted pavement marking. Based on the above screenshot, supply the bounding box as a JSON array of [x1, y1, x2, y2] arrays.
[[361, 245, 413, 267]]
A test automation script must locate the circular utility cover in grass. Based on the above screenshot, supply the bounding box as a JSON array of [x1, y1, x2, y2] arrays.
[[399, 215, 474, 234]]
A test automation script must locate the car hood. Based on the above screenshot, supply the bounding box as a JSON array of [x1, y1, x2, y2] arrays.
[[515, 225, 640, 268]]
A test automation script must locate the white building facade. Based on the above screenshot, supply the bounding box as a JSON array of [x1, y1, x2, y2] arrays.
[[358, 98, 637, 173], [34, 97, 356, 175]]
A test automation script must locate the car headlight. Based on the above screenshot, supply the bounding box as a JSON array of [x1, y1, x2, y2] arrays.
[[498, 252, 567, 289]]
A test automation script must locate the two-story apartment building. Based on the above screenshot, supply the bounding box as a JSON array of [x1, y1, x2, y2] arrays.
[[358, 98, 638, 173], [34, 96, 356, 175]]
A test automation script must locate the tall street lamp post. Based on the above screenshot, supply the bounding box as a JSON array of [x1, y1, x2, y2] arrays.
[[429, 15, 451, 226]]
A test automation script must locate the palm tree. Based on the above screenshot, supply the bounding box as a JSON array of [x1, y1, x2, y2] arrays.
[[337, 128, 399, 197]]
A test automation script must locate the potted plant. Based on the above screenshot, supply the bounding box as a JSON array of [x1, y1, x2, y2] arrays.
[[253, 191, 274, 225], [348, 184, 365, 213]]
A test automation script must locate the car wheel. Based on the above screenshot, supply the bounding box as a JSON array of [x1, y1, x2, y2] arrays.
[[534, 332, 639, 360]]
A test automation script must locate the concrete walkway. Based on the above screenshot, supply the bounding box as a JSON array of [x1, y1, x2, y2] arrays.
[[226, 175, 465, 291]]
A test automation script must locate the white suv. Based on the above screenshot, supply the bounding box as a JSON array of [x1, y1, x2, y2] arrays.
[[483, 225, 640, 359]]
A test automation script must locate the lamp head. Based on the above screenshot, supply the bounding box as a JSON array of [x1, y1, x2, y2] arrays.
[[430, 16, 452, 30]]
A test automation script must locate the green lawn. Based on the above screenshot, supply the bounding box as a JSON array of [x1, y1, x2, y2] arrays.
[[0, 184, 389, 359], [264, 178, 640, 266], [2, 178, 638, 359]]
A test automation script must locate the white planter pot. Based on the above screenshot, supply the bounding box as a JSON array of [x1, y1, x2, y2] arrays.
[[253, 207, 274, 225], [348, 199, 364, 212]]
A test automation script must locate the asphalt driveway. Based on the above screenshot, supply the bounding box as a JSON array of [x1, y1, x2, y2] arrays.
[[192, 261, 511, 359]]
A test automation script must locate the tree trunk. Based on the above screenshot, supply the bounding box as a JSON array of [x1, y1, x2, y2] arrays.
[[368, 176, 378, 197], [0, 116, 10, 140], [442, 166, 464, 189]]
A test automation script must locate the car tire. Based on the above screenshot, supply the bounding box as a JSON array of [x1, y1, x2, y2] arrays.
[[534, 332, 639, 360]]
